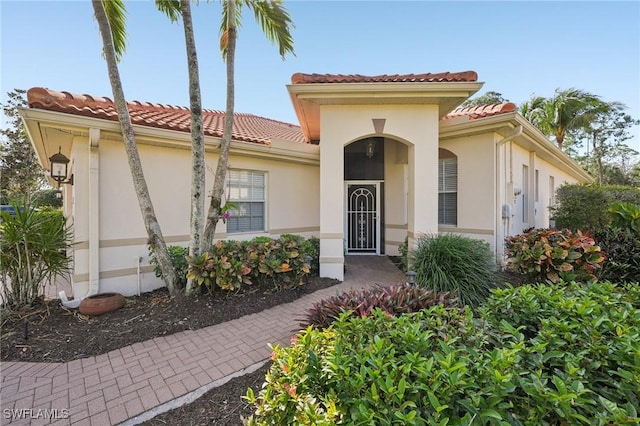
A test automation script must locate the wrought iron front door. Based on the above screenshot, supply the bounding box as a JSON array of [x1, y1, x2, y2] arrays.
[[346, 183, 379, 253]]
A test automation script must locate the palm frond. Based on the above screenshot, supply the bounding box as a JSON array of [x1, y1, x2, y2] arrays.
[[245, 0, 295, 59], [155, 0, 182, 22], [102, 0, 127, 61], [219, 0, 243, 58]]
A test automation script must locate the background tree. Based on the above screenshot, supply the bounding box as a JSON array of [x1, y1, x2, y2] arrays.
[[92, 0, 179, 295], [32, 188, 64, 209], [202, 0, 295, 247], [460, 91, 509, 108], [579, 108, 639, 184], [0, 89, 45, 204], [629, 162, 640, 186], [520, 88, 605, 150]]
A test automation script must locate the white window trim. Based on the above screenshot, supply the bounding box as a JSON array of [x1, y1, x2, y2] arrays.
[[226, 169, 267, 234]]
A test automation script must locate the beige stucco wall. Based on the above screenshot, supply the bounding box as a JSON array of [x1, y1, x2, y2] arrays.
[[530, 152, 579, 228], [318, 104, 440, 279], [508, 143, 534, 235], [439, 134, 496, 231], [437, 133, 496, 252], [34, 111, 590, 297], [437, 129, 585, 264], [384, 140, 408, 255], [70, 136, 319, 297]]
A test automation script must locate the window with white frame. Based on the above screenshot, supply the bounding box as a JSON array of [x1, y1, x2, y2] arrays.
[[438, 151, 457, 226], [226, 170, 266, 233]]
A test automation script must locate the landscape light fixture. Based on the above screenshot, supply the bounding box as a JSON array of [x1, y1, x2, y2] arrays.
[[365, 139, 376, 158], [49, 146, 74, 191]]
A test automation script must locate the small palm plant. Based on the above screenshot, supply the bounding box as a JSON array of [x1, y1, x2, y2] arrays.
[[0, 203, 72, 308], [409, 234, 497, 307]]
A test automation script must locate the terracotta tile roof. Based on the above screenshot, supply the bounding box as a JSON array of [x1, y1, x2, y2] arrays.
[[291, 71, 478, 84], [26, 87, 306, 145], [443, 102, 517, 120]]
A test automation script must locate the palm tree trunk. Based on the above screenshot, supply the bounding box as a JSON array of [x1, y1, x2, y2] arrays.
[[180, 0, 205, 295], [555, 132, 564, 150], [92, 0, 178, 295], [203, 0, 236, 248]]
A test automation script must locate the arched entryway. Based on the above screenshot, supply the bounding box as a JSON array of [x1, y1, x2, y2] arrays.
[[344, 137, 385, 254]]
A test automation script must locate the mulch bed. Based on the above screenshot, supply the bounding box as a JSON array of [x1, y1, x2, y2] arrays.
[[0, 276, 339, 363], [140, 363, 272, 426]]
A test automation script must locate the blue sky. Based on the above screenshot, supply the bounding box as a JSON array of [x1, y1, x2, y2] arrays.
[[1, 1, 639, 151]]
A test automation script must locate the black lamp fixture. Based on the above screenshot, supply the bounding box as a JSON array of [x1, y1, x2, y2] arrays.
[[365, 139, 376, 158], [49, 146, 73, 196]]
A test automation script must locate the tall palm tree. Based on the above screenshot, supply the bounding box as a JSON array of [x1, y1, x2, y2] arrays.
[[520, 95, 547, 131], [202, 0, 295, 247], [92, 0, 179, 295], [521, 88, 604, 150], [156, 0, 206, 295]]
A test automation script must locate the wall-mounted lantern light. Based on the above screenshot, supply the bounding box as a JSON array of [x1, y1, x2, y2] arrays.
[[48, 146, 74, 193], [365, 139, 376, 158]]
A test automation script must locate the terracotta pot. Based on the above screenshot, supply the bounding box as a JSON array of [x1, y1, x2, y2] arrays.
[[79, 292, 125, 316]]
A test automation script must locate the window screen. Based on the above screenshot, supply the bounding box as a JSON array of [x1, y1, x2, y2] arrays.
[[438, 157, 457, 225], [226, 170, 265, 233]]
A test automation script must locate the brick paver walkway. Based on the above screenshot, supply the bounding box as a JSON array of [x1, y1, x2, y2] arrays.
[[0, 256, 404, 425]]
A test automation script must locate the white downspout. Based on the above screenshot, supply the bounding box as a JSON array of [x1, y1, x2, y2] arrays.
[[60, 128, 101, 308], [495, 125, 523, 263]]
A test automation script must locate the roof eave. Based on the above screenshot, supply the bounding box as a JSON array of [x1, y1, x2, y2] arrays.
[[20, 107, 319, 168], [440, 112, 593, 183], [287, 81, 484, 141]]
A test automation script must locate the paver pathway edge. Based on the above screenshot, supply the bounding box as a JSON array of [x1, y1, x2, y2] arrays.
[[0, 256, 404, 425]]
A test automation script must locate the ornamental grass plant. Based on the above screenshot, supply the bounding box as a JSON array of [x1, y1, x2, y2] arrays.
[[409, 233, 497, 307]]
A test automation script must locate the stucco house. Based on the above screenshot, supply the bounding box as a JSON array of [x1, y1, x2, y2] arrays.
[[20, 70, 591, 299]]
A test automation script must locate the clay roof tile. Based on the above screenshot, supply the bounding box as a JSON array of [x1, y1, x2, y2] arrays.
[[291, 70, 478, 84], [443, 102, 517, 120], [26, 87, 306, 145]]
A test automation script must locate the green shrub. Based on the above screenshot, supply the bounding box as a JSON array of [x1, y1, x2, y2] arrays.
[[247, 325, 340, 425], [247, 282, 640, 425], [480, 282, 640, 417], [186, 235, 316, 293], [31, 189, 63, 209], [593, 228, 640, 282], [397, 236, 408, 273], [0, 204, 72, 308], [301, 236, 320, 275], [551, 183, 640, 231], [186, 240, 252, 292], [609, 201, 640, 235], [606, 185, 640, 205], [302, 283, 458, 329], [409, 234, 497, 307], [246, 234, 311, 289], [149, 245, 189, 289], [505, 228, 606, 283]]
